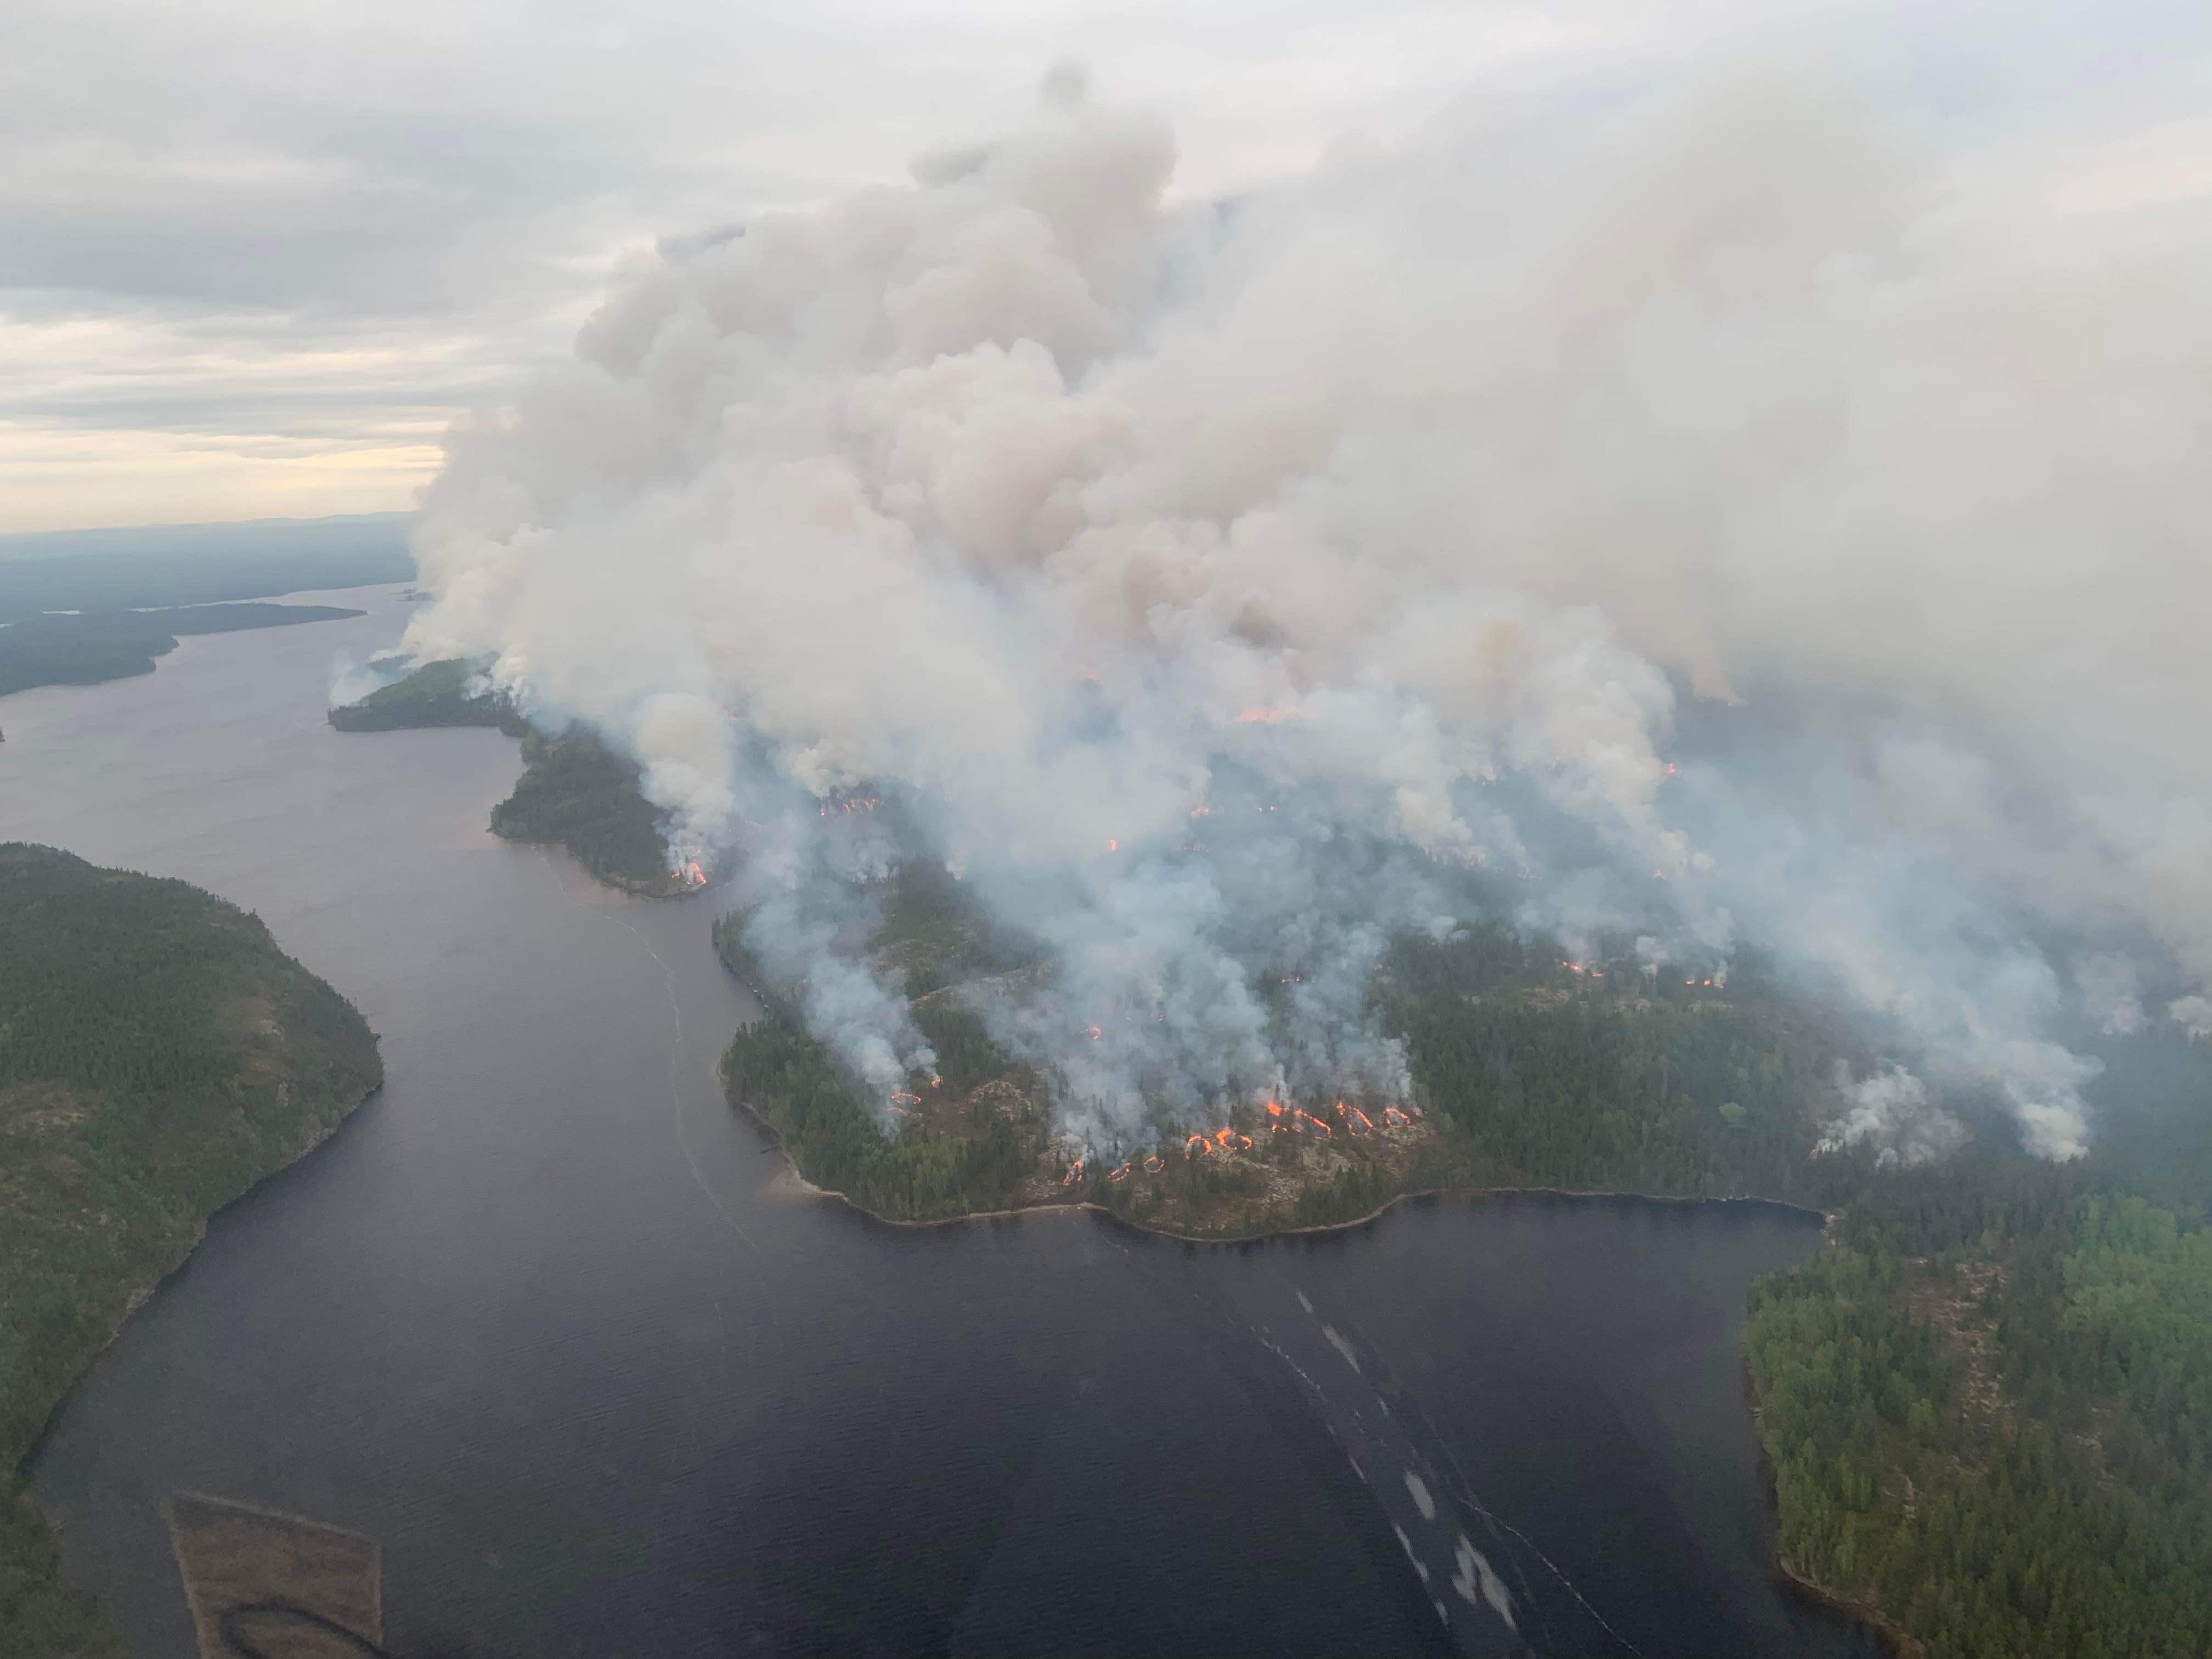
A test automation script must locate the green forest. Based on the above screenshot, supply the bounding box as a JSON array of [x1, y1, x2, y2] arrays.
[[0, 845, 383, 1659], [0, 603, 363, 699], [715, 916, 1046, 1222], [325, 656, 523, 735], [1746, 1146, 2212, 1657], [330, 660, 688, 895]]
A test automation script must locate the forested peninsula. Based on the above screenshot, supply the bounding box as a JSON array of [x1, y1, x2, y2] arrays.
[[714, 859, 2212, 1658], [329, 659, 694, 897], [0, 603, 364, 701], [0, 845, 383, 1658]]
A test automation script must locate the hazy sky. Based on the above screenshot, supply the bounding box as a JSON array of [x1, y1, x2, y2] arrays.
[[2, 0, 2204, 531]]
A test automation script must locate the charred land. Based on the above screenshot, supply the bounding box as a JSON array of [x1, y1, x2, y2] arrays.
[[0, 844, 383, 1658]]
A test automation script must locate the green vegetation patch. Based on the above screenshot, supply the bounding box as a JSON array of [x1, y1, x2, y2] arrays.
[[330, 661, 687, 896], [0, 605, 364, 700], [1381, 927, 1841, 1201], [490, 726, 685, 895], [0, 844, 382, 1658], [1747, 1159, 2212, 1658], [325, 656, 522, 735], [716, 914, 1047, 1222]]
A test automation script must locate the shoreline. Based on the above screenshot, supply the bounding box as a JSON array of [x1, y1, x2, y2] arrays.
[[724, 1084, 1829, 1244], [17, 1078, 385, 1482], [1774, 1556, 1924, 1658], [728, 1078, 1886, 1649]]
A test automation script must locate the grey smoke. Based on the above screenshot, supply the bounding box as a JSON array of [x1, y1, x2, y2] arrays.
[[399, 54, 2210, 1158], [1818, 1063, 1966, 1170]]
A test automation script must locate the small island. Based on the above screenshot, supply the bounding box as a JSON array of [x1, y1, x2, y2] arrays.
[[715, 859, 2212, 1659], [329, 659, 699, 898], [0, 844, 383, 1657]]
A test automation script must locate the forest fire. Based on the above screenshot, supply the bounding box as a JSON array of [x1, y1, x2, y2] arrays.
[[1063, 1159, 1084, 1187], [890, 1091, 921, 1107], [1383, 1105, 1413, 1127], [1107, 1161, 1132, 1182], [817, 794, 883, 817]]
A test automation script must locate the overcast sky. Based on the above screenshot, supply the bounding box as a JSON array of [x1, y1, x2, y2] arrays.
[[2, 0, 2204, 532]]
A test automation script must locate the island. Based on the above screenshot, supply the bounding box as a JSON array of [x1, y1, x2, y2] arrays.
[[716, 858, 2212, 1659], [0, 844, 383, 1657], [0, 603, 366, 701], [328, 660, 698, 898]]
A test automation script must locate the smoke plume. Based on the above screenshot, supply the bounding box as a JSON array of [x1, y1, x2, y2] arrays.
[[399, 47, 2210, 1158]]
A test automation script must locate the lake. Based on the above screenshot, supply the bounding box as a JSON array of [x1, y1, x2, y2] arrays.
[[0, 589, 1875, 1657]]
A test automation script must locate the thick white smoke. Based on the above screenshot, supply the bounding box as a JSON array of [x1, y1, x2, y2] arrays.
[[401, 53, 2210, 1158], [1818, 1063, 1967, 1169]]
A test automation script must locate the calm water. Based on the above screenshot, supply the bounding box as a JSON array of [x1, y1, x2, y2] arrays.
[[0, 590, 1874, 1657]]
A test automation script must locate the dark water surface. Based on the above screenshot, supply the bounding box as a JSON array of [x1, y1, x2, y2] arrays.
[[1, 591, 1874, 1657]]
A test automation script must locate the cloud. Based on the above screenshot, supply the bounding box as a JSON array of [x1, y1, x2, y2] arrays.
[[10, 0, 2204, 529]]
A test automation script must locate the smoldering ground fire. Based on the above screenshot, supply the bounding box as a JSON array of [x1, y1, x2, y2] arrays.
[[398, 55, 2212, 1163]]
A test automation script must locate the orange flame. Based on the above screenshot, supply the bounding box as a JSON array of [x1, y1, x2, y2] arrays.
[[1186, 1134, 1209, 1159], [1107, 1161, 1132, 1182], [1063, 1159, 1084, 1187], [890, 1091, 921, 1107], [1143, 1154, 1164, 1174], [1085, 1025, 1103, 1040]]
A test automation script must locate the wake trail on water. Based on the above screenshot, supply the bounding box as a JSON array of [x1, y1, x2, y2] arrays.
[[549, 867, 915, 1330], [551, 866, 760, 1253]]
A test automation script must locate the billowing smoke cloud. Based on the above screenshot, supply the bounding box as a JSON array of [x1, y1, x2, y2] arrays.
[[399, 46, 2210, 1158], [1818, 1063, 1967, 1169]]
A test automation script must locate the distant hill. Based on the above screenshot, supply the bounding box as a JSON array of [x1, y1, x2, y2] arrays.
[[0, 514, 412, 621]]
